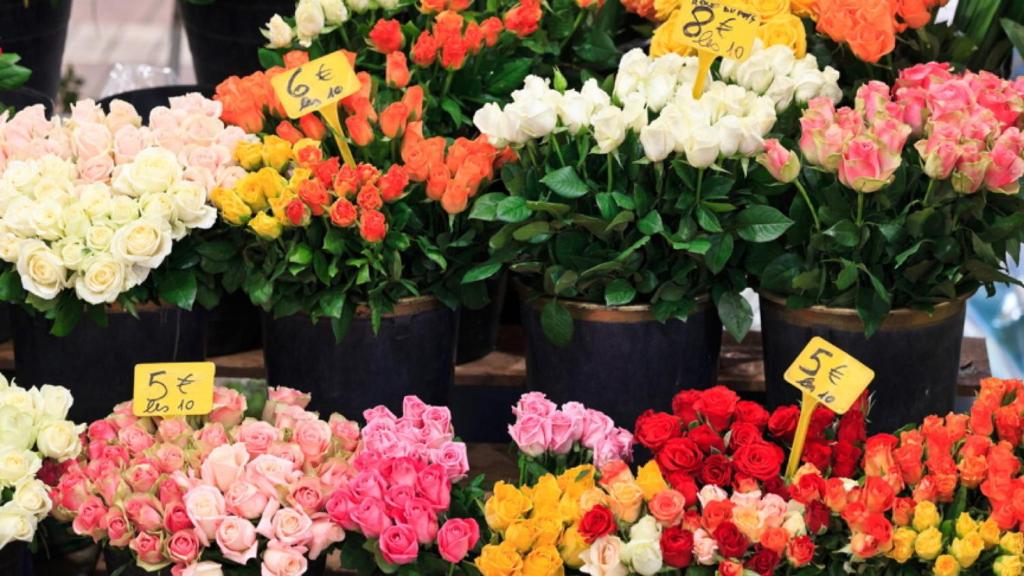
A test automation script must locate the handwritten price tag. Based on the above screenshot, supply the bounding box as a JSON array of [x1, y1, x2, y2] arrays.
[[784, 336, 874, 414], [676, 0, 759, 60], [132, 362, 216, 417], [271, 51, 361, 119]]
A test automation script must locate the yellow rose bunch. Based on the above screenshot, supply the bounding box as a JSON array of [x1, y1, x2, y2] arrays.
[[650, 0, 807, 58], [889, 511, 1023, 574]]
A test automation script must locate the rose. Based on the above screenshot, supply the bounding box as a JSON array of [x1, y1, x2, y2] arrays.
[[415, 464, 452, 511], [649, 489, 686, 526], [222, 481, 268, 520], [623, 536, 663, 576], [548, 411, 581, 455], [246, 455, 299, 498], [608, 481, 644, 524], [262, 539, 308, 576], [713, 521, 750, 559], [0, 504, 36, 548], [71, 123, 113, 159], [592, 105, 627, 154], [476, 542, 525, 576], [288, 477, 324, 515], [115, 147, 181, 196], [634, 411, 681, 452], [129, 531, 166, 568], [0, 448, 41, 485], [757, 139, 801, 183], [683, 124, 720, 168], [438, 518, 480, 563], [13, 479, 52, 518], [580, 535, 627, 576], [36, 420, 83, 461], [263, 14, 294, 48], [16, 240, 65, 299], [557, 89, 595, 134], [167, 529, 201, 565], [328, 414, 360, 452], [660, 526, 694, 568], [733, 441, 784, 482], [348, 497, 391, 538], [687, 424, 724, 454], [380, 524, 419, 565], [655, 438, 702, 474], [309, 514, 345, 559], [182, 562, 223, 576], [293, 419, 331, 461], [264, 507, 312, 547], [293, 0, 325, 46], [767, 406, 799, 441], [579, 505, 616, 543], [431, 441, 469, 481], [640, 119, 676, 162], [184, 485, 227, 543]]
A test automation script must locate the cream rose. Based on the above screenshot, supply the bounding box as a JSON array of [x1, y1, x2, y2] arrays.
[[264, 14, 294, 48], [110, 217, 172, 269], [170, 180, 217, 229], [0, 448, 42, 485], [114, 147, 181, 196], [319, 0, 348, 24], [613, 48, 650, 103], [0, 504, 37, 548], [85, 225, 115, 251], [105, 100, 143, 133], [683, 125, 720, 168], [591, 106, 627, 154], [139, 192, 178, 223], [29, 201, 63, 241], [108, 195, 140, 225], [13, 479, 52, 518], [472, 103, 513, 148], [36, 420, 83, 461], [557, 90, 595, 135], [58, 240, 85, 270], [74, 254, 127, 304], [506, 99, 557, 141], [16, 239, 66, 300], [0, 406, 35, 451], [294, 0, 325, 46], [0, 232, 22, 263], [622, 538, 662, 576], [30, 384, 74, 422], [640, 118, 676, 162], [580, 536, 627, 576]]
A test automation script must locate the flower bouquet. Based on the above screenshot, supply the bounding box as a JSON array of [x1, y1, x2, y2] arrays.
[[51, 385, 360, 575]]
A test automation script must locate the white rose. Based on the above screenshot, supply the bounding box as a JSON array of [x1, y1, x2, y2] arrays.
[[643, 54, 685, 112], [61, 205, 90, 240], [33, 175, 74, 204], [736, 117, 767, 156], [684, 125, 720, 168], [4, 197, 38, 238], [262, 15, 294, 48], [714, 115, 743, 157], [591, 105, 627, 154], [580, 78, 611, 110], [57, 240, 85, 270], [16, 239, 66, 300], [347, 0, 370, 12], [77, 183, 113, 220], [108, 195, 141, 225], [12, 479, 52, 518], [85, 225, 115, 251], [0, 232, 21, 263], [28, 201, 63, 241], [622, 538, 663, 576], [557, 90, 594, 134], [472, 103, 513, 148], [0, 405, 35, 451], [747, 98, 778, 135], [319, 0, 349, 24], [506, 100, 557, 140], [0, 385, 34, 414], [182, 562, 224, 576], [38, 156, 76, 184], [171, 180, 216, 229], [614, 48, 650, 103], [764, 44, 797, 77], [378, 0, 399, 9], [4, 160, 41, 191], [114, 147, 182, 197], [783, 507, 807, 536], [30, 384, 74, 423], [0, 449, 41, 486], [124, 263, 150, 291], [819, 67, 843, 103], [620, 93, 648, 133], [580, 536, 627, 576], [110, 218, 172, 269], [35, 420, 84, 462], [74, 254, 127, 305], [766, 75, 796, 112], [0, 503, 37, 548], [630, 516, 661, 542], [0, 373, 7, 388], [294, 0, 325, 46], [639, 119, 675, 162], [512, 76, 561, 109], [139, 192, 178, 223]]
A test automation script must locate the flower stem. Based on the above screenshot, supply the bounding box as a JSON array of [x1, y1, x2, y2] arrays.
[[696, 168, 705, 205], [856, 193, 865, 227], [441, 70, 454, 99], [794, 179, 821, 231], [559, 10, 587, 55], [606, 155, 613, 194], [923, 179, 936, 206], [551, 134, 566, 165]]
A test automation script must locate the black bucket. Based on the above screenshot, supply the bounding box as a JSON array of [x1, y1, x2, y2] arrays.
[[97, 85, 213, 116], [456, 272, 508, 364], [206, 291, 263, 357], [0, 86, 55, 115], [11, 306, 207, 423], [0, 0, 71, 101], [0, 541, 30, 576], [0, 303, 9, 343], [521, 293, 723, 428], [263, 297, 457, 418], [760, 293, 967, 433], [178, 0, 297, 86]]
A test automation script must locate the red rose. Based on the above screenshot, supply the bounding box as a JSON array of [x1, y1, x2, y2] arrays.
[[832, 441, 862, 478], [762, 475, 790, 500], [801, 440, 833, 472], [767, 406, 800, 441], [789, 472, 825, 505], [727, 422, 764, 452], [805, 500, 831, 535], [732, 441, 784, 481], [808, 405, 837, 441], [699, 454, 732, 487], [634, 410, 682, 452], [837, 407, 867, 445], [785, 535, 815, 567], [696, 386, 739, 431], [656, 438, 703, 474], [687, 424, 725, 454], [713, 521, 750, 559], [672, 390, 702, 425], [734, 400, 770, 429], [718, 560, 744, 576], [745, 548, 780, 576], [578, 505, 615, 544], [665, 472, 698, 506], [660, 526, 694, 568], [369, 19, 405, 54]]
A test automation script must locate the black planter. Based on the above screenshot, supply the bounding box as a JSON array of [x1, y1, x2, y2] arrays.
[[12, 306, 207, 423], [521, 293, 723, 428], [97, 85, 214, 117], [760, 293, 968, 433], [206, 291, 263, 357], [178, 0, 296, 86], [0, 86, 55, 115], [0, 0, 72, 101], [456, 272, 508, 364], [0, 541, 31, 576], [263, 297, 457, 417], [0, 303, 9, 343]]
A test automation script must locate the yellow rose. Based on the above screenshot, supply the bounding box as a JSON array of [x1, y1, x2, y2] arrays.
[[915, 527, 943, 561], [486, 482, 533, 532], [1002, 533, 1024, 557], [530, 475, 564, 513], [475, 543, 524, 576], [759, 13, 807, 58], [982, 519, 1003, 548], [505, 519, 539, 553], [290, 167, 314, 191], [533, 516, 564, 548], [913, 501, 941, 532], [956, 513, 978, 538], [235, 173, 269, 212], [269, 192, 297, 223], [607, 481, 644, 524], [742, 0, 789, 19], [996, 555, 1024, 576], [578, 487, 610, 514], [790, 0, 815, 17], [293, 137, 322, 159], [256, 166, 289, 200], [650, 11, 696, 58], [559, 526, 588, 569], [636, 461, 668, 501], [654, 0, 681, 21], [522, 545, 564, 576], [210, 187, 253, 225], [261, 135, 293, 172], [558, 493, 581, 525], [558, 465, 595, 497], [248, 212, 283, 240], [234, 141, 263, 171], [951, 532, 984, 568], [934, 554, 960, 576], [887, 527, 917, 564]]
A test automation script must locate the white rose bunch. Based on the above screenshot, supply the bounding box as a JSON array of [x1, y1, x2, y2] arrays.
[[263, 0, 361, 50], [719, 42, 842, 112]]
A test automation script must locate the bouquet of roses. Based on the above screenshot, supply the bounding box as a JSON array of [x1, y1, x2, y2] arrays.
[[0, 95, 250, 334], [324, 396, 486, 574], [51, 385, 360, 574], [0, 371, 83, 550]]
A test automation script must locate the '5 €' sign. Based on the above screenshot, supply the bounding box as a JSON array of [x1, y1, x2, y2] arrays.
[[271, 51, 362, 119], [133, 362, 216, 417], [784, 336, 874, 415], [676, 0, 759, 61]]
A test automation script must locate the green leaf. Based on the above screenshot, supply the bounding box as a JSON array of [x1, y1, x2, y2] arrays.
[[288, 244, 313, 265], [553, 270, 578, 295], [195, 240, 236, 261], [604, 279, 636, 306], [1002, 18, 1024, 57], [696, 205, 722, 233], [323, 227, 345, 255], [0, 54, 32, 91], [637, 211, 664, 235], [0, 269, 26, 302], [441, 97, 467, 126], [736, 205, 794, 242], [469, 192, 506, 221], [257, 48, 284, 70], [513, 221, 551, 242], [158, 270, 198, 310], [526, 201, 571, 217], [496, 196, 532, 223], [824, 220, 860, 248], [705, 234, 733, 275], [540, 166, 589, 199], [716, 291, 753, 341], [540, 300, 573, 346], [486, 58, 533, 95], [463, 262, 502, 283], [836, 261, 858, 291], [320, 290, 346, 318], [330, 303, 355, 343]]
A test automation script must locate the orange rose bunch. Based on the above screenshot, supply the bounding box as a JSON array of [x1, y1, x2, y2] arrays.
[[215, 69, 286, 133], [409, 11, 504, 71], [503, 0, 542, 38], [813, 0, 949, 63], [402, 128, 514, 214]]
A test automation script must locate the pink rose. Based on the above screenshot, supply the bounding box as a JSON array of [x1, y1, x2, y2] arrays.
[[384, 485, 416, 519], [402, 395, 429, 425], [104, 507, 134, 547], [216, 516, 259, 565], [650, 489, 686, 526], [104, 99, 142, 133], [267, 386, 312, 408], [430, 441, 469, 482], [580, 409, 615, 448], [168, 529, 201, 565], [181, 114, 225, 146], [184, 485, 227, 544], [325, 492, 355, 530], [757, 494, 789, 527], [72, 496, 107, 539], [415, 464, 451, 512], [308, 514, 345, 560], [209, 387, 246, 428], [915, 136, 961, 179], [757, 139, 801, 183], [124, 494, 163, 532], [70, 100, 104, 125], [508, 413, 550, 457], [379, 524, 419, 565], [159, 478, 185, 507], [267, 441, 305, 468], [348, 497, 392, 538], [926, 79, 975, 121], [261, 540, 308, 576], [237, 421, 278, 456], [216, 125, 247, 150], [421, 407, 454, 447], [87, 420, 117, 443], [54, 467, 89, 513], [182, 561, 224, 576], [179, 145, 222, 175], [513, 392, 557, 418], [363, 405, 398, 426], [548, 410, 581, 455], [692, 528, 718, 565], [870, 116, 912, 157], [838, 135, 892, 193], [318, 457, 355, 491], [437, 518, 480, 563], [346, 469, 387, 502], [328, 414, 360, 452], [158, 418, 192, 445], [118, 425, 155, 455], [895, 86, 928, 135], [196, 423, 229, 451], [170, 93, 222, 117], [245, 455, 300, 499], [225, 481, 270, 520], [381, 456, 422, 488], [76, 153, 114, 183], [113, 125, 149, 163], [125, 461, 161, 493], [896, 62, 952, 91], [164, 501, 195, 533], [154, 444, 186, 473], [202, 443, 251, 492], [259, 507, 313, 547], [286, 477, 324, 515], [361, 428, 404, 460], [293, 419, 331, 461], [985, 140, 1024, 194], [71, 122, 113, 160], [149, 107, 180, 131], [129, 531, 167, 568], [401, 498, 438, 544], [952, 141, 992, 194], [854, 81, 892, 120], [216, 165, 247, 189]]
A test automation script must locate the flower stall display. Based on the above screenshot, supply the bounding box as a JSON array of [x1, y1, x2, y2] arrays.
[[51, 385, 360, 575], [751, 65, 1024, 431], [324, 396, 487, 574], [466, 46, 840, 426]]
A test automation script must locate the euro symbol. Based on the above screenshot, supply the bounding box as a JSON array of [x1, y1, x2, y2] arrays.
[[716, 17, 736, 38], [828, 364, 847, 386], [316, 64, 333, 82], [176, 373, 195, 394]]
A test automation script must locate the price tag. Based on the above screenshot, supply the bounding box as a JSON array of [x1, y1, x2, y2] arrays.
[[675, 0, 759, 97], [271, 51, 362, 168], [783, 337, 874, 478], [132, 362, 216, 417]]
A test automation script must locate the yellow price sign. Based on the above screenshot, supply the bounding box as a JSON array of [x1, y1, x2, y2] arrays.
[[271, 50, 361, 119], [132, 362, 216, 417], [675, 0, 759, 97], [783, 337, 874, 478]]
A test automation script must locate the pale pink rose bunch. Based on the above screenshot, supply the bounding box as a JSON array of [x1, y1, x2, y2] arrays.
[[323, 396, 479, 567], [507, 392, 634, 467], [50, 385, 360, 575]]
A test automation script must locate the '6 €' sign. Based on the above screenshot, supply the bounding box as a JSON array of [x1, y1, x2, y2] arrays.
[[784, 337, 874, 415], [271, 51, 362, 119], [677, 0, 758, 61], [133, 362, 215, 417]]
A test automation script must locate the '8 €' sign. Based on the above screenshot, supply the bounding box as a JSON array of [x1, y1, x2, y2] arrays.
[[132, 362, 216, 417], [677, 0, 759, 60]]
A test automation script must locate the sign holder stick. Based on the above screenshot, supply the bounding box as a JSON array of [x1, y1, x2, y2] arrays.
[[692, 50, 716, 99], [785, 391, 817, 479], [319, 104, 357, 169]]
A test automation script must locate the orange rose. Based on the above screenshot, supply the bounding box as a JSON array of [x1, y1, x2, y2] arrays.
[[970, 399, 996, 437], [893, 442, 924, 486], [411, 31, 439, 67], [503, 0, 542, 37], [987, 442, 1021, 479], [380, 102, 411, 139], [480, 17, 504, 46], [441, 36, 469, 70], [648, 489, 686, 526], [864, 477, 895, 513], [403, 86, 425, 121], [701, 499, 734, 533], [345, 114, 375, 147], [824, 478, 850, 513], [299, 114, 326, 140], [434, 10, 465, 43], [958, 455, 988, 489], [891, 497, 914, 526], [329, 198, 358, 227], [359, 209, 388, 243], [426, 166, 450, 200], [283, 50, 310, 69], [276, 121, 304, 144], [369, 19, 404, 54], [897, 0, 935, 29], [464, 21, 483, 53], [994, 405, 1022, 446], [379, 165, 409, 203], [441, 182, 470, 214], [402, 136, 446, 182], [759, 526, 789, 554]]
